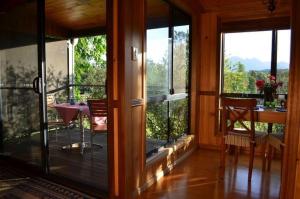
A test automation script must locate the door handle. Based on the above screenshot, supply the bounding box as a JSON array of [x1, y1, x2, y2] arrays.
[[32, 77, 41, 94]]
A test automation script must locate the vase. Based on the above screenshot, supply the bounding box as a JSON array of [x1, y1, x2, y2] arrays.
[[264, 87, 274, 104]]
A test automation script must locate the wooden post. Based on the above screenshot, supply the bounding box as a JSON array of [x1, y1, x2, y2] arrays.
[[280, 0, 300, 198], [115, 0, 145, 198]]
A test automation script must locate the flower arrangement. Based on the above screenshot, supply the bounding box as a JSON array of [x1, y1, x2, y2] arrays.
[[256, 75, 283, 103]]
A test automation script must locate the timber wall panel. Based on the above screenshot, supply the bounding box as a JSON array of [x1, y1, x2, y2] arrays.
[[197, 13, 220, 147], [199, 95, 220, 147], [199, 13, 218, 92], [281, 0, 300, 198]]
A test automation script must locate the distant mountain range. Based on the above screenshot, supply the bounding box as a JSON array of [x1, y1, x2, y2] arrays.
[[228, 56, 289, 71]]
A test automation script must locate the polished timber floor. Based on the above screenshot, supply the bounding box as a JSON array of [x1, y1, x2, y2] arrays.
[[141, 149, 281, 199]]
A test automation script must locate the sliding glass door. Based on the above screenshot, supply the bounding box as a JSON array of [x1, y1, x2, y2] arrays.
[[0, 0, 110, 195], [0, 0, 45, 167]]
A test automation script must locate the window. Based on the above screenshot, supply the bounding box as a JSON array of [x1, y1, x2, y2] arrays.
[[276, 30, 291, 94], [146, 0, 191, 158], [221, 29, 291, 97]]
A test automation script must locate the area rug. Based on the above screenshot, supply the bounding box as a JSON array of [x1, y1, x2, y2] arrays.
[[0, 164, 97, 199]]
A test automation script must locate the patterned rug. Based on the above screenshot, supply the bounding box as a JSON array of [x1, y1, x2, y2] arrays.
[[0, 164, 97, 199]]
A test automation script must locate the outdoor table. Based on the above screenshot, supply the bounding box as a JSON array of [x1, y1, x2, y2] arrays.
[[53, 103, 90, 154]]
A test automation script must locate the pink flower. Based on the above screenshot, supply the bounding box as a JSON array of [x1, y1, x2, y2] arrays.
[[268, 75, 276, 81]]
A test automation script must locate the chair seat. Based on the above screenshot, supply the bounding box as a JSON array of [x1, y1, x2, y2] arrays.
[[268, 132, 285, 150], [92, 123, 107, 132], [224, 131, 268, 147]]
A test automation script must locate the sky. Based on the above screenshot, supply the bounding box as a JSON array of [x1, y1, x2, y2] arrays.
[[225, 30, 291, 63], [147, 28, 291, 69], [147, 26, 189, 63], [147, 28, 169, 63]]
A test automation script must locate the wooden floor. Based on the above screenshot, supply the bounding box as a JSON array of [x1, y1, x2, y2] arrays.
[[141, 149, 281, 199]]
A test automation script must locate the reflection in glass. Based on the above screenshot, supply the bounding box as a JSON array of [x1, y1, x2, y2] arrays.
[[0, 0, 41, 165], [173, 25, 189, 94]]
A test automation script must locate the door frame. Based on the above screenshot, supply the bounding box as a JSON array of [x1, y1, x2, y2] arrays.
[[37, 0, 49, 174]]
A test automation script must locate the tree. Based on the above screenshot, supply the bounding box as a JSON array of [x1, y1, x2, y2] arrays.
[[223, 59, 248, 93], [74, 35, 107, 100]]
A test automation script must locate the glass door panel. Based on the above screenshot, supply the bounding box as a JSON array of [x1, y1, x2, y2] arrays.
[[0, 0, 42, 166]]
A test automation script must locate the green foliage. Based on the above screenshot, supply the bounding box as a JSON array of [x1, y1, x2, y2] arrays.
[[74, 36, 107, 101], [170, 99, 188, 140], [146, 103, 168, 141], [146, 99, 188, 142], [224, 58, 289, 94], [224, 60, 249, 93], [277, 69, 289, 94]]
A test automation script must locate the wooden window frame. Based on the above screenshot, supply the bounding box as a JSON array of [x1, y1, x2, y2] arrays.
[[220, 28, 290, 99]]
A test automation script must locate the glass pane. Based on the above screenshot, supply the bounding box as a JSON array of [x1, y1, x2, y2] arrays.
[[277, 29, 291, 94], [46, 40, 69, 91], [146, 102, 168, 156], [169, 98, 188, 141], [223, 31, 272, 94], [74, 36, 107, 101], [147, 28, 169, 97], [173, 25, 189, 94], [47, 36, 109, 191], [0, 1, 41, 165]]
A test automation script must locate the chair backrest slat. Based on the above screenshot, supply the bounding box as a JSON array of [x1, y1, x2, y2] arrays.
[[87, 99, 108, 117], [221, 97, 257, 141]]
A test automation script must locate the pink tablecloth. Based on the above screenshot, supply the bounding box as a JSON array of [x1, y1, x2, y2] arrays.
[[53, 103, 90, 125], [53, 103, 107, 127]]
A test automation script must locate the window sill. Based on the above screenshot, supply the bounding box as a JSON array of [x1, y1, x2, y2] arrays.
[[139, 135, 195, 195], [146, 134, 195, 165]]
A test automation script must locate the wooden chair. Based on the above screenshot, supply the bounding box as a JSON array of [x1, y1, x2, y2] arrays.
[[47, 95, 65, 142], [220, 97, 268, 182], [87, 99, 108, 153]]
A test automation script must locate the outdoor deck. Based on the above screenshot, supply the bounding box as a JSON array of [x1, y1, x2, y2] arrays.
[[48, 127, 109, 191]]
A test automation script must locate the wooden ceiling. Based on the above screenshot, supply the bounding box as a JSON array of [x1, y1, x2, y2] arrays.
[[197, 0, 291, 22], [43, 0, 293, 37], [147, 0, 169, 28], [46, 0, 106, 36]]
